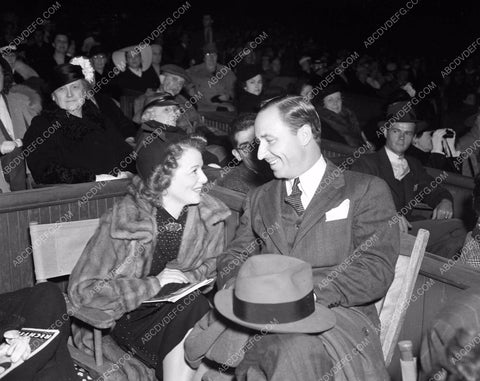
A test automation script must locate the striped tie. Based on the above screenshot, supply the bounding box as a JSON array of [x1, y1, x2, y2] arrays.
[[285, 178, 304, 215]]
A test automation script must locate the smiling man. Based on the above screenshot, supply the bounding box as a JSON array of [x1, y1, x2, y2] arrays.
[[209, 95, 399, 380], [352, 101, 467, 259]]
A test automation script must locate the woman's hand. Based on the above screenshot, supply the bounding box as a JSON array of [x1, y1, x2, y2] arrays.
[[0, 330, 31, 368], [156, 268, 190, 288]]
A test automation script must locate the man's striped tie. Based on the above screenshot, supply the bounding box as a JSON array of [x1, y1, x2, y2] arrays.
[[285, 178, 304, 215]]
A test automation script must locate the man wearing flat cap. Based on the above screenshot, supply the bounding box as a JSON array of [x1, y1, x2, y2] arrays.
[[186, 95, 399, 380]]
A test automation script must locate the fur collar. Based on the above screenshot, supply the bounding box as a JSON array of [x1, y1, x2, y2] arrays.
[[110, 180, 230, 243]]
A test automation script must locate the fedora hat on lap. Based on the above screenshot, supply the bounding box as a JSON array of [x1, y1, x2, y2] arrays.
[[214, 254, 336, 334]]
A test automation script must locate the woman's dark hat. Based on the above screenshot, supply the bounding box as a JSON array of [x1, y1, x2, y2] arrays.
[[237, 64, 262, 83], [141, 92, 180, 114], [50, 63, 85, 93], [136, 129, 187, 181], [319, 81, 343, 101], [88, 45, 107, 58], [214, 254, 336, 334]]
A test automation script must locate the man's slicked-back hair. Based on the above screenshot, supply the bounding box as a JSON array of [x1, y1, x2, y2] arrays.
[[259, 95, 322, 144], [229, 112, 257, 146]]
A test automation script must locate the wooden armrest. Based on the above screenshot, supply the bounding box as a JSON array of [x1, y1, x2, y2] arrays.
[[65, 299, 115, 329]]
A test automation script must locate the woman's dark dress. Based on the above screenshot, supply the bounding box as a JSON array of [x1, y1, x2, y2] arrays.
[[317, 106, 365, 148], [23, 100, 136, 184], [235, 89, 261, 113], [110, 206, 210, 380]]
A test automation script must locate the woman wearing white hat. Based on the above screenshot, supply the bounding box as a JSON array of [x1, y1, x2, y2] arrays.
[[112, 44, 160, 97]]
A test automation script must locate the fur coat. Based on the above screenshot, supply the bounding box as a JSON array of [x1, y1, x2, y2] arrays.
[[68, 177, 231, 353]]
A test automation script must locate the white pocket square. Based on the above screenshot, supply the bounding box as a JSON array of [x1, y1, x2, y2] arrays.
[[325, 199, 350, 222]]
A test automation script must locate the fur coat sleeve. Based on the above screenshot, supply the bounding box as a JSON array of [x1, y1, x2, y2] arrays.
[[68, 190, 231, 322], [68, 196, 160, 321]]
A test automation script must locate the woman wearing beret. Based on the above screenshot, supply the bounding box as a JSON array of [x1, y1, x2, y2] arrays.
[[23, 60, 136, 185], [235, 64, 263, 113], [68, 131, 230, 381]]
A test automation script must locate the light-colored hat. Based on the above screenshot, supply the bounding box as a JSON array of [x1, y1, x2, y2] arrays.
[[112, 44, 152, 72], [214, 254, 336, 334], [298, 56, 311, 66]]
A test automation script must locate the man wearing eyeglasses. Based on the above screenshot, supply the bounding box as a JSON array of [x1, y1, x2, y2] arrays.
[[216, 113, 273, 193], [352, 101, 467, 259]]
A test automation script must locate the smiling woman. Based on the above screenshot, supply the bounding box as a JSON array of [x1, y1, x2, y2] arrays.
[[68, 131, 230, 381], [23, 62, 136, 185]]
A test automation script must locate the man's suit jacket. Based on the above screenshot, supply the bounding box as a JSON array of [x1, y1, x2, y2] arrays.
[[217, 160, 399, 324], [351, 147, 453, 220]]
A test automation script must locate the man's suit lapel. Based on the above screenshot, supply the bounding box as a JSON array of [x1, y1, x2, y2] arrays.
[[293, 161, 346, 249], [377, 147, 403, 202], [403, 156, 416, 204], [258, 180, 290, 255]]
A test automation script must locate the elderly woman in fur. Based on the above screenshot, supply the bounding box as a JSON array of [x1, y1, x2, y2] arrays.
[[68, 131, 230, 381]]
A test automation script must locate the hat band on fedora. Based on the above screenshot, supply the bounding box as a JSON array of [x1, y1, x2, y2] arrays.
[[233, 291, 315, 324]]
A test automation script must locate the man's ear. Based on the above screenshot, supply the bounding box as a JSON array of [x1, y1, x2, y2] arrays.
[[232, 149, 243, 162], [297, 124, 313, 145]]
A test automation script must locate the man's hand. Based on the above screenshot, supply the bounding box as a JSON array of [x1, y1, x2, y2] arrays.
[[432, 199, 453, 220], [431, 129, 446, 154], [398, 215, 412, 233]]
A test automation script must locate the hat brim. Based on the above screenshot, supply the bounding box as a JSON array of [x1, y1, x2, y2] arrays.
[[214, 289, 336, 334], [161, 65, 192, 83], [112, 45, 153, 72], [377, 119, 418, 130]]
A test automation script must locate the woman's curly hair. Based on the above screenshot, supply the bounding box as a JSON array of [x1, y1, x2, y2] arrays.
[[0, 56, 14, 95], [130, 135, 207, 208]]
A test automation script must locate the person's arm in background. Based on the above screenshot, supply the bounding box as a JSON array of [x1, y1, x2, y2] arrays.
[[457, 113, 480, 155], [409, 159, 454, 219], [14, 60, 39, 80]]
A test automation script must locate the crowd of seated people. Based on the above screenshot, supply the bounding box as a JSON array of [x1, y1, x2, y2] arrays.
[[2, 8, 480, 381]]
